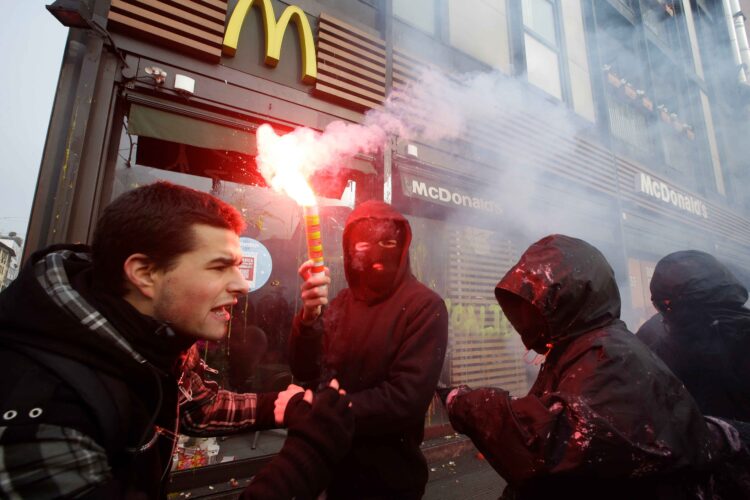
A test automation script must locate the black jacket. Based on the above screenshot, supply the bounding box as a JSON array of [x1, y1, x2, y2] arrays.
[[636, 250, 750, 421], [447, 235, 748, 500], [289, 201, 449, 499], [0, 246, 280, 498]]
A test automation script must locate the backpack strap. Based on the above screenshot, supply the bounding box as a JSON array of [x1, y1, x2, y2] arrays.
[[10, 345, 131, 459]]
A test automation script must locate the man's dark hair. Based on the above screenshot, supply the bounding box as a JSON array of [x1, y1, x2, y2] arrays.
[[92, 182, 245, 295]]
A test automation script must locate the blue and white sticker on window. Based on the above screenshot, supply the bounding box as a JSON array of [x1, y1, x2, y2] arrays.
[[239, 237, 273, 292]]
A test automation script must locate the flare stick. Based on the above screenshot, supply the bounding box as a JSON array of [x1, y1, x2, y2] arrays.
[[303, 204, 326, 278]]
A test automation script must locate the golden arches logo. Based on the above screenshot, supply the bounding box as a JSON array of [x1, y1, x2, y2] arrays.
[[223, 0, 317, 84]]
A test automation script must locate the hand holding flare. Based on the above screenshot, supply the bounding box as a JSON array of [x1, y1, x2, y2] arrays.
[[299, 204, 329, 323], [298, 257, 330, 325], [255, 124, 331, 323]]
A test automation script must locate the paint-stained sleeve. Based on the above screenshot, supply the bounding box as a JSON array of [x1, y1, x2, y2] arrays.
[[446, 346, 691, 486], [347, 294, 449, 435], [447, 386, 561, 484]]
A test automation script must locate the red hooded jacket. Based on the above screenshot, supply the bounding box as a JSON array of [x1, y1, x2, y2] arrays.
[[289, 200, 449, 498]]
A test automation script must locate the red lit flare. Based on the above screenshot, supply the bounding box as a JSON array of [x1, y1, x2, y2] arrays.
[[256, 124, 326, 280]]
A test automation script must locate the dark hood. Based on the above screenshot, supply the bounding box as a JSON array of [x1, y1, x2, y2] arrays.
[[342, 200, 412, 304], [0, 245, 194, 378], [650, 250, 748, 311], [495, 235, 620, 350]]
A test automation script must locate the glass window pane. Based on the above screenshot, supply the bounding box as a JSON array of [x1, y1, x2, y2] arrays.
[[524, 33, 562, 99], [607, 98, 652, 153], [407, 213, 534, 432], [522, 0, 557, 45], [112, 118, 371, 472], [448, 0, 511, 71], [393, 0, 436, 35]]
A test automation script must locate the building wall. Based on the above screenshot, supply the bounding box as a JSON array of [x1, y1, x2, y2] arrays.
[[0, 245, 12, 291], [30, 0, 750, 394], [0, 236, 22, 284], [29, 0, 750, 488]]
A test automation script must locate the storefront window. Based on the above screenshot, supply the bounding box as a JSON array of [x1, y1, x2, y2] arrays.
[[407, 216, 535, 429], [396, 167, 537, 428], [111, 105, 535, 487], [113, 111, 366, 472]]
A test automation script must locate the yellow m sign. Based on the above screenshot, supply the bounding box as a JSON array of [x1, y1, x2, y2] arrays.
[[223, 0, 317, 84]]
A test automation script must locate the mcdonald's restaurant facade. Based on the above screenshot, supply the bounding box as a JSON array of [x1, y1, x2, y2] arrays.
[[30, 0, 750, 493]]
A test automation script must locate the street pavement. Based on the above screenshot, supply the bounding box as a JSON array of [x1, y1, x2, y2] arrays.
[[424, 448, 505, 500]]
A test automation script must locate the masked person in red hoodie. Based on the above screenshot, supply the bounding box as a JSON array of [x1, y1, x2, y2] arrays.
[[289, 200, 449, 499], [438, 234, 749, 500]]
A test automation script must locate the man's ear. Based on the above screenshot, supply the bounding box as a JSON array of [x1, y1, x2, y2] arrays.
[[123, 253, 158, 299]]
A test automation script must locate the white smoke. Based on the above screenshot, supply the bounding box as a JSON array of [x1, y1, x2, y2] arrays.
[[256, 65, 579, 190]]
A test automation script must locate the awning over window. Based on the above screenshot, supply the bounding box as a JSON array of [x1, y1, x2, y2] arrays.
[[128, 104, 257, 155], [127, 103, 376, 176], [127, 102, 376, 199]]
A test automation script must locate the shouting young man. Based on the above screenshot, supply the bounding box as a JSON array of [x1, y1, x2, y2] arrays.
[[0, 182, 353, 499]]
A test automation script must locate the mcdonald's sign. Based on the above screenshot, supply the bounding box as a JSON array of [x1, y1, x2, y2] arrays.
[[223, 0, 317, 84]]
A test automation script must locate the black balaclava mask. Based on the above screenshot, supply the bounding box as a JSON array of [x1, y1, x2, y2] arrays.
[[346, 218, 404, 301]]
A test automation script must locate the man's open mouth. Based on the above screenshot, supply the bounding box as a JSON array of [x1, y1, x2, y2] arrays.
[[211, 306, 231, 321]]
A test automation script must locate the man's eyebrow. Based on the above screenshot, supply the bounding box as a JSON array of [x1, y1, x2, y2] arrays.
[[208, 256, 242, 266]]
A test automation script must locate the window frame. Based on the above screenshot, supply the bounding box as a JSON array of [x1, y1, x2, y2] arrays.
[[512, 0, 572, 104], [392, 0, 439, 36]]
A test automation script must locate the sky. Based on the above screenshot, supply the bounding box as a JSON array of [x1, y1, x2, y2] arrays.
[[0, 2, 67, 244]]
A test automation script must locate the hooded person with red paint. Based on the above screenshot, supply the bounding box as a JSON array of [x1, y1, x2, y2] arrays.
[[289, 200, 449, 499], [438, 234, 749, 500]]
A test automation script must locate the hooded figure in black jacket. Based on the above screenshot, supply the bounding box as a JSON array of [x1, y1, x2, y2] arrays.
[[636, 250, 750, 422], [289, 200, 449, 499], [440, 235, 749, 500], [0, 182, 353, 499]]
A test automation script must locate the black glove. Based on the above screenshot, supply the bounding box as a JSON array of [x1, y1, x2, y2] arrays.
[[436, 385, 455, 406], [288, 387, 354, 463], [283, 391, 309, 429], [242, 388, 354, 500]]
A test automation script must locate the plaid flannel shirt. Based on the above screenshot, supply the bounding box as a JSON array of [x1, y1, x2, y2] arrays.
[[180, 369, 259, 436]]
